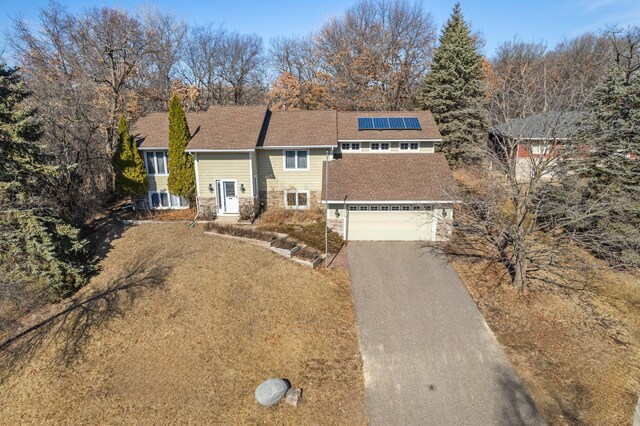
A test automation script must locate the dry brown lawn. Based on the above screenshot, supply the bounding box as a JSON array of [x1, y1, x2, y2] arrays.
[[0, 223, 366, 424], [453, 254, 640, 426]]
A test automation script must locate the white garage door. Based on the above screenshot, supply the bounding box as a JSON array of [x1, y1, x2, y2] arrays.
[[346, 205, 435, 241]]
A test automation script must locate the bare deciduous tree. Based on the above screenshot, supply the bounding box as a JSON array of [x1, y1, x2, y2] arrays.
[[315, 0, 436, 110]]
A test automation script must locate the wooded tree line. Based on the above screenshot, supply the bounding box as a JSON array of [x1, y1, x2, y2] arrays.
[[1, 0, 638, 309]]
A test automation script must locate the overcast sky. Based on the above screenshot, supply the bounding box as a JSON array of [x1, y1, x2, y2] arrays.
[[1, 0, 639, 59]]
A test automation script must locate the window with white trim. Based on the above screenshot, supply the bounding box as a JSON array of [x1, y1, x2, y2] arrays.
[[380, 205, 390, 211], [284, 190, 309, 209], [348, 205, 358, 211], [145, 151, 168, 175], [370, 142, 390, 151], [148, 191, 189, 209], [402, 205, 411, 211], [412, 205, 421, 211], [391, 205, 400, 211], [341, 143, 361, 151], [284, 150, 308, 169], [359, 205, 368, 211], [370, 205, 379, 211], [531, 143, 549, 155], [399, 142, 420, 151]]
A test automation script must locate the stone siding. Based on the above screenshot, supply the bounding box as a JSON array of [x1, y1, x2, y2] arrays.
[[327, 218, 345, 237]]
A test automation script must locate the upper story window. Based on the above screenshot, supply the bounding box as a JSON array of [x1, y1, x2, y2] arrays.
[[284, 150, 308, 170], [341, 143, 361, 151], [145, 151, 168, 175], [399, 142, 420, 151], [370, 142, 390, 151]]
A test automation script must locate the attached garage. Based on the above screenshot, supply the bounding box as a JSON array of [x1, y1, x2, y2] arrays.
[[345, 205, 435, 241], [322, 153, 459, 242]]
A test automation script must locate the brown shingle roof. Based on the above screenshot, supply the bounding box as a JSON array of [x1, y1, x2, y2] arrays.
[[133, 105, 267, 150], [322, 153, 458, 202], [337, 111, 441, 140], [259, 110, 337, 147]]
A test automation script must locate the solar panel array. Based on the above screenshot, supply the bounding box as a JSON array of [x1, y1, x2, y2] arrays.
[[357, 117, 422, 130]]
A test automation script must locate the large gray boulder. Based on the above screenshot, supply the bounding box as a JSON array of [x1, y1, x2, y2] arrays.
[[255, 378, 290, 406]]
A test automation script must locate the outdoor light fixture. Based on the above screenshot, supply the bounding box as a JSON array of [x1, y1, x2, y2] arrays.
[[208, 183, 214, 192], [335, 209, 340, 218], [240, 184, 246, 192]]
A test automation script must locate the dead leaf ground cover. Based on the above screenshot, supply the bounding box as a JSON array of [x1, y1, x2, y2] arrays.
[[453, 254, 640, 425], [0, 223, 366, 424], [255, 208, 344, 253]]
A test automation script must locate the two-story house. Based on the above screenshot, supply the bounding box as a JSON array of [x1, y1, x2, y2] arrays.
[[132, 106, 458, 241]]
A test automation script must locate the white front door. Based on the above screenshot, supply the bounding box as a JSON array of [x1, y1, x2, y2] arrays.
[[217, 180, 239, 214]]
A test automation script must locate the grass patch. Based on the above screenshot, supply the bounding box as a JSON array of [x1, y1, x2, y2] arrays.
[[453, 249, 640, 425], [0, 223, 366, 424]]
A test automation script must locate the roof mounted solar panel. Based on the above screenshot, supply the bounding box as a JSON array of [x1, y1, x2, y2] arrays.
[[404, 117, 421, 129], [373, 117, 390, 129], [358, 117, 374, 130], [388, 117, 406, 129]]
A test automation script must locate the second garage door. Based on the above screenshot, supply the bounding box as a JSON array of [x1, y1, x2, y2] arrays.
[[346, 205, 435, 241]]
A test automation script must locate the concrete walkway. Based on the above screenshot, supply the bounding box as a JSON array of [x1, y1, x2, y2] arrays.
[[348, 242, 543, 426]]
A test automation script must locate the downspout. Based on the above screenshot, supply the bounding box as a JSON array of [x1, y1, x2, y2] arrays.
[[324, 150, 329, 268]]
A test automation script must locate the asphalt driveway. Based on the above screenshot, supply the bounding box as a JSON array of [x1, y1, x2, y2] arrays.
[[348, 242, 543, 426]]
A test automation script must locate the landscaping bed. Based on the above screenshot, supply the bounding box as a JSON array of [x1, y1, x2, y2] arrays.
[[0, 223, 366, 424], [204, 222, 324, 266], [255, 208, 344, 254]]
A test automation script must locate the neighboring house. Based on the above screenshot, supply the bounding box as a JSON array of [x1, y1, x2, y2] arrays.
[[491, 111, 583, 180], [132, 106, 458, 241]]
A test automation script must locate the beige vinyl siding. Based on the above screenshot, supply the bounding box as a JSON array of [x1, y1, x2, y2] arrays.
[[339, 141, 434, 154], [196, 152, 253, 199], [257, 148, 327, 192], [147, 175, 169, 192]]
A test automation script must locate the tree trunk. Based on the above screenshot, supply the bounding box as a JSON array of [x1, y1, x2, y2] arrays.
[[512, 248, 528, 290]]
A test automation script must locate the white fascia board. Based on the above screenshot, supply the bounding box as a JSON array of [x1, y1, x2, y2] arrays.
[[185, 149, 255, 153], [514, 137, 569, 141], [321, 199, 461, 204], [138, 147, 168, 150], [257, 145, 336, 149], [337, 139, 442, 142]]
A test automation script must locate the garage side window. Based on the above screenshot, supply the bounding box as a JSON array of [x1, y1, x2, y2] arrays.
[[284, 190, 309, 209]]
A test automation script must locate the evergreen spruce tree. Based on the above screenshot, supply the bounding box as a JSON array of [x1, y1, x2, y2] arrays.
[[563, 68, 640, 266], [167, 95, 195, 201], [418, 3, 487, 165], [0, 64, 89, 298], [113, 116, 147, 197]]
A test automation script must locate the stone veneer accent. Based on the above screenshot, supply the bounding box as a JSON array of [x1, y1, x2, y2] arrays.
[[197, 196, 217, 219], [259, 190, 322, 210], [327, 218, 344, 237]]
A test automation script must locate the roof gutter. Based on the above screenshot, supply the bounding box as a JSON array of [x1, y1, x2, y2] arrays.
[[321, 200, 462, 204]]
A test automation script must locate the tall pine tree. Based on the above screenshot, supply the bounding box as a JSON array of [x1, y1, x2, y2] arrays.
[[419, 3, 487, 165], [113, 116, 147, 197], [0, 64, 89, 299], [167, 95, 196, 201], [566, 68, 640, 266]]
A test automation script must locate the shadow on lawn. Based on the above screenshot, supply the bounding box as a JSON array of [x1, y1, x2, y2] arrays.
[[0, 258, 172, 383], [496, 365, 543, 425]]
